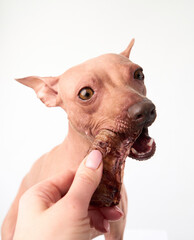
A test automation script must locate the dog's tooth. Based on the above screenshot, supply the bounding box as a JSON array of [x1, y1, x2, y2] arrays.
[[147, 138, 154, 147], [131, 148, 138, 155]]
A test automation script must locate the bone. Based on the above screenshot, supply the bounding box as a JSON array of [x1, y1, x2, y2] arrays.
[[90, 129, 133, 207]]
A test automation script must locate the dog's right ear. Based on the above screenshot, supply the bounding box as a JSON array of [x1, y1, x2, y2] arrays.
[[120, 38, 135, 58], [16, 76, 61, 107]]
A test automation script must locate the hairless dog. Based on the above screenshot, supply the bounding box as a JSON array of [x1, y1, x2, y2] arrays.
[[1, 39, 156, 240]]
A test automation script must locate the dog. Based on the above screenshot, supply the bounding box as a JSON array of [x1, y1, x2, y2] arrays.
[[1, 39, 156, 240]]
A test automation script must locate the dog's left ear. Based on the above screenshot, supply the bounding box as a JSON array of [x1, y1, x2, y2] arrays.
[[16, 76, 61, 107], [120, 38, 135, 58]]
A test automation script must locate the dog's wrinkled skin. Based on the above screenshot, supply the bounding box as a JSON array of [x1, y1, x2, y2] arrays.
[[2, 39, 154, 240]]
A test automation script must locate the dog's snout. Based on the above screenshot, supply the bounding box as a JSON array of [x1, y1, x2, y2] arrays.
[[127, 100, 156, 127]]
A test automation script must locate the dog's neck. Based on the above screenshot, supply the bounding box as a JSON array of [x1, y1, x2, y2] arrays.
[[54, 123, 92, 171]]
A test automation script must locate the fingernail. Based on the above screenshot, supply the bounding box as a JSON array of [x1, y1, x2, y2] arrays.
[[103, 219, 110, 232], [114, 206, 124, 217], [85, 150, 102, 170]]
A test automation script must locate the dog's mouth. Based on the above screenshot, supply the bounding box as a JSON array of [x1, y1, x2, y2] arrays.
[[100, 126, 156, 161], [129, 127, 156, 160]]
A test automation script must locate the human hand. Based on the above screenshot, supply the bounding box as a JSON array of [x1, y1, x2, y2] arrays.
[[13, 150, 123, 240]]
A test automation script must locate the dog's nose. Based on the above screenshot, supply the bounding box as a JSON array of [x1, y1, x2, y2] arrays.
[[127, 100, 156, 127]]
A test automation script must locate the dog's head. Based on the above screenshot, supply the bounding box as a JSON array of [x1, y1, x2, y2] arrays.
[[17, 39, 156, 160]]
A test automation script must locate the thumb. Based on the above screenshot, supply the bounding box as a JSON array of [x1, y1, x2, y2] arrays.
[[64, 150, 103, 215]]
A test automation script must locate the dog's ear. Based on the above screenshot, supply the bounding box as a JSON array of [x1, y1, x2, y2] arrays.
[[16, 76, 61, 107], [120, 38, 135, 58]]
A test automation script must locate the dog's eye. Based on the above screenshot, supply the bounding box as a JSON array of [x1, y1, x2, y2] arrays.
[[78, 87, 94, 100], [134, 68, 144, 81]]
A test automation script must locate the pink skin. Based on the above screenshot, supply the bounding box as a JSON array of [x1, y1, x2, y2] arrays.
[[2, 39, 150, 240]]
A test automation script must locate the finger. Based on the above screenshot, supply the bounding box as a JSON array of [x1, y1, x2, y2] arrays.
[[99, 206, 124, 221], [20, 170, 74, 212], [64, 150, 103, 216], [88, 209, 110, 233]]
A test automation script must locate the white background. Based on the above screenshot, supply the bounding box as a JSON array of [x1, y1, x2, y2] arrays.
[[0, 0, 194, 239]]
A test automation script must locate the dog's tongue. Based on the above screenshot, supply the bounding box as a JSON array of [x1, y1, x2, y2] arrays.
[[129, 128, 156, 160]]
